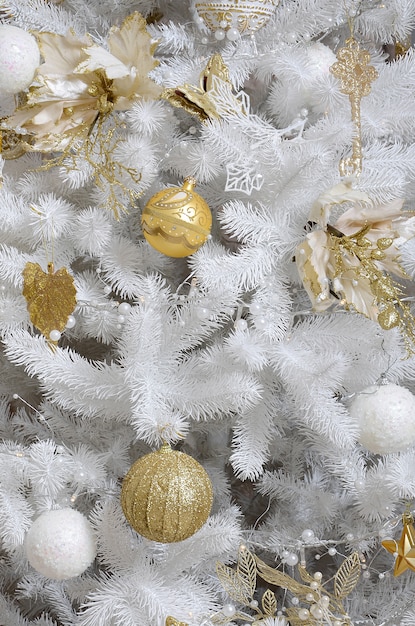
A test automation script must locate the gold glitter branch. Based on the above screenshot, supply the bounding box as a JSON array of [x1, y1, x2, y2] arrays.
[[330, 37, 377, 176], [327, 224, 415, 352], [41, 114, 143, 219]]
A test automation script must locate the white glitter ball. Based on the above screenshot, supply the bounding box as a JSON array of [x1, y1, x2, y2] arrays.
[[25, 508, 96, 580], [349, 383, 415, 454], [0, 25, 40, 94], [307, 43, 337, 78]]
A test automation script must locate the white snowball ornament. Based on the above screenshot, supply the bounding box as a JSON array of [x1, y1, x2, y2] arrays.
[[25, 508, 96, 580], [348, 383, 415, 454], [0, 25, 40, 94], [306, 42, 337, 79]]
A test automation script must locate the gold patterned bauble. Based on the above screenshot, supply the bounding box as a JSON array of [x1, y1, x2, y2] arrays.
[[121, 443, 213, 543], [194, 0, 280, 35], [141, 177, 212, 258]]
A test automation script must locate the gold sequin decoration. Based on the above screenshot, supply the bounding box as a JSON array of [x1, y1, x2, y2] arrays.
[[330, 38, 378, 176], [121, 443, 213, 543]]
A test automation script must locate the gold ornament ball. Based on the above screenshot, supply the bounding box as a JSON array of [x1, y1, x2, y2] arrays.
[[141, 177, 212, 257], [121, 444, 213, 543]]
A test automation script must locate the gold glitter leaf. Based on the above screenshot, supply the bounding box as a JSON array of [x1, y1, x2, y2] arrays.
[[216, 561, 251, 605], [237, 547, 257, 599], [378, 305, 400, 330], [334, 551, 361, 599], [261, 589, 277, 617], [22, 262, 77, 341], [165, 617, 189, 626]]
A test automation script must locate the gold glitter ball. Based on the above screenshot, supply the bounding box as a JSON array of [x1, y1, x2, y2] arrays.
[[141, 177, 212, 258], [121, 444, 213, 543]]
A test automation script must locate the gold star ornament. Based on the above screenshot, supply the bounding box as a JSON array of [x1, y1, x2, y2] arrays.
[[382, 512, 415, 576]]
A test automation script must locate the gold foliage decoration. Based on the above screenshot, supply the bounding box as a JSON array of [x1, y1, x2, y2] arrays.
[[215, 547, 361, 625], [22, 262, 77, 343], [261, 589, 277, 617], [334, 551, 361, 599], [236, 545, 257, 599], [216, 561, 252, 606]]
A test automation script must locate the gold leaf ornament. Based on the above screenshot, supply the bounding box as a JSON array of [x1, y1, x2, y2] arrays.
[[22, 262, 77, 342], [215, 547, 360, 626], [237, 546, 257, 598], [334, 551, 361, 599], [216, 561, 252, 605], [261, 589, 277, 617]]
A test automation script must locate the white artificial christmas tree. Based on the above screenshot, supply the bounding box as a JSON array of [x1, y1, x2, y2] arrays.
[[0, 0, 415, 624]]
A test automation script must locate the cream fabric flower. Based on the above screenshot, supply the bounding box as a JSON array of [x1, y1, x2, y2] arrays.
[[296, 181, 415, 325], [6, 13, 161, 150]]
